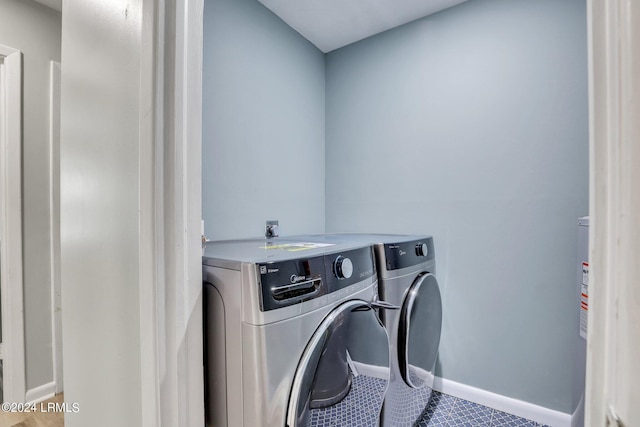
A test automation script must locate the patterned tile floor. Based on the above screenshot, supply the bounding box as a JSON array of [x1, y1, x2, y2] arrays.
[[308, 375, 387, 427], [382, 373, 433, 426], [306, 374, 550, 427], [416, 391, 551, 427]]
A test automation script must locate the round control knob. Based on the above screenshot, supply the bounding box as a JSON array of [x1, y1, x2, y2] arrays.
[[416, 243, 428, 257], [334, 256, 353, 279]]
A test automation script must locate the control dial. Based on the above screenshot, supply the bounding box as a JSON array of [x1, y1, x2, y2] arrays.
[[415, 243, 428, 257], [334, 256, 353, 279]]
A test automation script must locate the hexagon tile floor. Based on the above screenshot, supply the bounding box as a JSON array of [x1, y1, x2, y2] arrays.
[[308, 376, 549, 427], [416, 391, 551, 427], [308, 375, 387, 427], [307, 374, 550, 427]]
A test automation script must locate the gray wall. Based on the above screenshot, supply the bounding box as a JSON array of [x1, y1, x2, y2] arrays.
[[0, 0, 61, 391], [325, 0, 588, 413], [202, 0, 326, 240]]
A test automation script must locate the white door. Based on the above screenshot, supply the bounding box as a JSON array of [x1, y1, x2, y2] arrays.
[[59, 1, 203, 425], [587, 0, 640, 425]]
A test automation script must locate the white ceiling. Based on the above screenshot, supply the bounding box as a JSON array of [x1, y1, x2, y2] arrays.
[[33, 0, 62, 12], [256, 0, 468, 53], [31, 0, 467, 52]]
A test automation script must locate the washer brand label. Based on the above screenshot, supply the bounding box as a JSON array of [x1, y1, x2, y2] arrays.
[[388, 245, 405, 256], [267, 268, 279, 274], [290, 274, 307, 283]]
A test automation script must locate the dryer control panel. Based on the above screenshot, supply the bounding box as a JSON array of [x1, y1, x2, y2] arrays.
[[384, 237, 435, 271], [257, 246, 376, 311]]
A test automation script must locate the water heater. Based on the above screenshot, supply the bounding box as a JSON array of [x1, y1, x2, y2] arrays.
[[572, 217, 588, 427]]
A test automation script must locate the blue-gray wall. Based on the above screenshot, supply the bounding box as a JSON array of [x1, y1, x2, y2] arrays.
[[325, 0, 588, 413], [202, 0, 325, 240], [202, 0, 588, 413]]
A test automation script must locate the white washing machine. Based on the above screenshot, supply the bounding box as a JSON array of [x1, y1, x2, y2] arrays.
[[292, 234, 442, 427], [203, 238, 395, 427]]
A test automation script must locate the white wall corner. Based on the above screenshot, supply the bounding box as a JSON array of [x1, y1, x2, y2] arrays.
[[433, 376, 572, 427]]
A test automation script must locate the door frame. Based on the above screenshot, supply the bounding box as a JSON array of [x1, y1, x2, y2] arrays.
[[0, 43, 26, 403], [49, 60, 62, 395], [586, 0, 640, 425], [153, 0, 640, 424], [138, 0, 204, 425]]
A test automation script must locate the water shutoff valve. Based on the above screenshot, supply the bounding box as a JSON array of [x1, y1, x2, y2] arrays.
[[265, 220, 279, 239]]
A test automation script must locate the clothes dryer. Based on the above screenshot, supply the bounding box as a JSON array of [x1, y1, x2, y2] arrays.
[[373, 235, 441, 427], [203, 238, 394, 427]]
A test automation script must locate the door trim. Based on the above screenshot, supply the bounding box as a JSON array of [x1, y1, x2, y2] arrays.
[[138, 0, 205, 425], [49, 60, 62, 395], [587, 0, 640, 425], [0, 44, 26, 403]]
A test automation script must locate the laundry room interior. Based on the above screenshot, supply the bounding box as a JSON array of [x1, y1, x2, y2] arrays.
[[201, 0, 588, 425], [0, 0, 599, 426]]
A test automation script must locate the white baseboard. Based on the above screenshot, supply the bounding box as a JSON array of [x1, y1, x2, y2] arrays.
[[25, 381, 56, 404], [570, 394, 585, 427], [433, 376, 571, 427]]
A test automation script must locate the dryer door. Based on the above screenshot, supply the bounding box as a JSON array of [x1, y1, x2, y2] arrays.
[[398, 273, 442, 389], [285, 299, 391, 427]]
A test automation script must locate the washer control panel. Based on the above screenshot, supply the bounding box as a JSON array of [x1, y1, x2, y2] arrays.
[[384, 237, 434, 271], [333, 255, 354, 279], [325, 247, 376, 294], [257, 246, 376, 311], [258, 256, 326, 311]]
